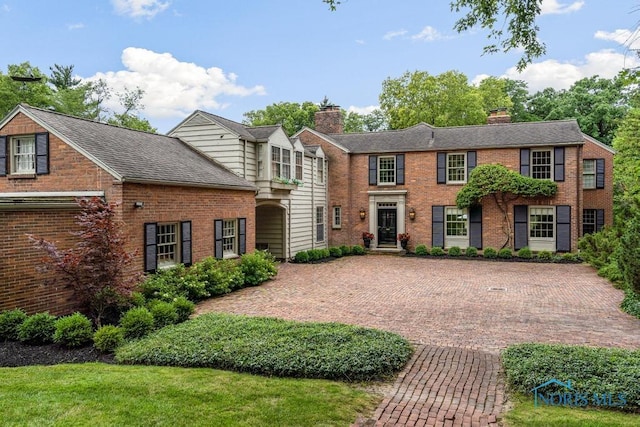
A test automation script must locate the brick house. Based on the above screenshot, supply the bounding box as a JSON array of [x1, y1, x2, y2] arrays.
[[0, 104, 256, 315], [169, 111, 328, 259], [296, 107, 614, 253]]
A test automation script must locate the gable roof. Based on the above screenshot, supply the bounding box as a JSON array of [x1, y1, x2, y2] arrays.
[[178, 110, 284, 143], [4, 105, 255, 191], [306, 120, 586, 154]]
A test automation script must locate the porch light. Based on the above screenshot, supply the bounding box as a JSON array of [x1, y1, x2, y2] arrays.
[[359, 208, 366, 220], [133, 201, 144, 209], [409, 207, 416, 220]]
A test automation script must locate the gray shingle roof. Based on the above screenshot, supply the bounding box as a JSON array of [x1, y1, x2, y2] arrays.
[[18, 105, 255, 190], [246, 125, 280, 141], [327, 120, 585, 154], [195, 110, 282, 142]]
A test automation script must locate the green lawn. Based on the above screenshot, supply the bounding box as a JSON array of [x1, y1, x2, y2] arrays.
[[505, 395, 640, 427], [0, 363, 379, 426]]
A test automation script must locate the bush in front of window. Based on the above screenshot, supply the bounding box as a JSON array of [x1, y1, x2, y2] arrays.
[[430, 247, 445, 256], [351, 245, 365, 255], [464, 247, 478, 257], [414, 244, 429, 256], [148, 301, 179, 329], [536, 250, 554, 261], [120, 307, 154, 339], [53, 312, 93, 348], [93, 325, 124, 353], [329, 247, 343, 257], [448, 246, 462, 257], [140, 264, 209, 303], [294, 251, 310, 263], [190, 257, 244, 296], [320, 249, 331, 259], [0, 308, 28, 341], [517, 247, 532, 259], [18, 312, 56, 345], [240, 250, 278, 287], [498, 248, 513, 259], [339, 245, 352, 256], [483, 247, 497, 259]]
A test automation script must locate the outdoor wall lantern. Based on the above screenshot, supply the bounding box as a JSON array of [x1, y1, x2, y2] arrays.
[[409, 207, 416, 220], [133, 201, 145, 209], [359, 208, 366, 220]]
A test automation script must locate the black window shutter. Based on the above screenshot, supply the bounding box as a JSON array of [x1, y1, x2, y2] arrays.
[[396, 154, 405, 185], [437, 152, 446, 184], [467, 151, 477, 180], [596, 209, 605, 232], [432, 206, 445, 248], [144, 223, 158, 273], [368, 155, 377, 185], [214, 219, 223, 259], [238, 218, 247, 255], [514, 205, 528, 250], [596, 158, 605, 189], [554, 147, 565, 182], [469, 205, 482, 249], [520, 149, 530, 176], [35, 132, 49, 175], [556, 205, 571, 252], [181, 221, 192, 266], [0, 135, 6, 176]]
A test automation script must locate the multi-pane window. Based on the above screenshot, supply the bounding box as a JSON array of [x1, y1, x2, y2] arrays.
[[223, 219, 236, 255], [157, 223, 178, 268], [295, 151, 303, 180], [529, 207, 554, 239], [583, 159, 596, 189], [446, 153, 466, 183], [11, 136, 35, 174], [271, 147, 291, 179], [583, 209, 596, 236], [378, 156, 395, 184], [445, 207, 468, 237], [317, 158, 324, 183], [531, 150, 552, 179], [316, 206, 325, 242], [333, 206, 341, 229]]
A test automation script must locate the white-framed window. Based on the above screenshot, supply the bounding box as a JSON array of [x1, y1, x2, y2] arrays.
[[378, 156, 395, 185], [332, 206, 341, 229], [531, 149, 552, 180], [10, 136, 36, 174], [445, 207, 469, 248], [295, 151, 303, 180], [223, 219, 237, 256], [446, 153, 466, 184], [316, 157, 324, 183], [583, 159, 596, 189], [271, 146, 291, 179], [157, 223, 179, 268], [529, 207, 554, 239], [316, 206, 325, 242], [583, 209, 596, 236]]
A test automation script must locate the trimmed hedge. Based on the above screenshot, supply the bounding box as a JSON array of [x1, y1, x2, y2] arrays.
[[120, 307, 154, 339], [116, 313, 413, 381], [464, 246, 478, 257], [0, 308, 28, 341], [53, 312, 93, 348], [430, 247, 445, 256], [448, 246, 462, 257], [483, 247, 497, 259], [18, 312, 56, 345], [498, 248, 512, 259], [414, 244, 428, 256], [502, 343, 640, 411], [94, 325, 124, 353]]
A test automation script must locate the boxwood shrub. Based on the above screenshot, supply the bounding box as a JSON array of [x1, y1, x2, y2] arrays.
[[140, 264, 209, 302], [329, 247, 342, 257], [173, 296, 195, 323], [414, 244, 428, 256], [430, 247, 445, 256], [93, 325, 124, 353], [448, 246, 462, 257], [120, 307, 154, 339], [0, 308, 28, 341], [537, 250, 554, 261], [294, 251, 310, 263], [351, 245, 365, 255], [502, 343, 640, 411], [148, 301, 178, 329], [116, 313, 413, 382], [190, 257, 244, 296], [53, 312, 93, 348], [339, 245, 352, 256], [18, 312, 56, 345], [498, 248, 512, 259], [464, 247, 478, 257], [483, 247, 497, 259], [240, 250, 277, 286], [517, 247, 532, 259]]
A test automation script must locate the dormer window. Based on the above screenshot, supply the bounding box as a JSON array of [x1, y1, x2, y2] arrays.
[[271, 146, 291, 179]]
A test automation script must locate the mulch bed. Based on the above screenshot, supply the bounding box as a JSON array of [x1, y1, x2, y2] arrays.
[[0, 341, 114, 367]]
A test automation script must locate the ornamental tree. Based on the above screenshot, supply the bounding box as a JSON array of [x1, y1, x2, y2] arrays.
[[29, 197, 140, 326], [456, 164, 557, 248]]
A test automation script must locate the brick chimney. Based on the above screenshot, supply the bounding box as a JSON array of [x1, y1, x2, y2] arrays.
[[315, 104, 343, 134], [487, 108, 511, 125]]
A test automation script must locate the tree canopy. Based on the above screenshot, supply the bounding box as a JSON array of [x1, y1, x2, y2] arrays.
[[243, 101, 319, 136]]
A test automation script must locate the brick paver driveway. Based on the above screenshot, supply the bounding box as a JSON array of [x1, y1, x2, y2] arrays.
[[196, 256, 640, 426]]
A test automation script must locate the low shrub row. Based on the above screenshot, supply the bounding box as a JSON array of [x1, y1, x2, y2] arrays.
[[115, 312, 413, 381], [502, 343, 640, 411], [293, 245, 365, 263], [411, 245, 581, 262]]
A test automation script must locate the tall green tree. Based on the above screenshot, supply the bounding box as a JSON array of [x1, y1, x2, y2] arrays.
[[107, 87, 157, 133], [243, 101, 319, 136], [343, 109, 389, 133], [0, 62, 53, 117], [476, 76, 513, 113], [613, 108, 640, 221], [379, 70, 487, 129]]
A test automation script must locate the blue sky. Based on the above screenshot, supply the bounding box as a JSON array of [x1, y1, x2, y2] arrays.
[[2, 0, 639, 132]]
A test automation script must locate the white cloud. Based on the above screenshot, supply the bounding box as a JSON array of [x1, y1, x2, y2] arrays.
[[595, 29, 640, 50], [355, 39, 365, 45], [383, 29, 407, 40], [411, 26, 446, 42], [501, 49, 640, 92], [67, 23, 85, 30], [348, 105, 378, 115], [1, 4, 10, 13], [471, 74, 491, 86], [111, 0, 170, 19], [84, 47, 266, 120], [540, 0, 584, 15]]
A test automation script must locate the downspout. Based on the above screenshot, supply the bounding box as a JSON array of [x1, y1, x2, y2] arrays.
[[311, 156, 316, 249], [576, 144, 582, 252], [288, 198, 292, 259], [243, 139, 247, 178]]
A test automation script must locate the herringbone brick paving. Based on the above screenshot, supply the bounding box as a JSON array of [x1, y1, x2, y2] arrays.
[[196, 256, 640, 426]]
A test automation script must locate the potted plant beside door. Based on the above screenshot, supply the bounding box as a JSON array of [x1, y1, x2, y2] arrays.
[[362, 232, 374, 249], [398, 233, 410, 249]]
